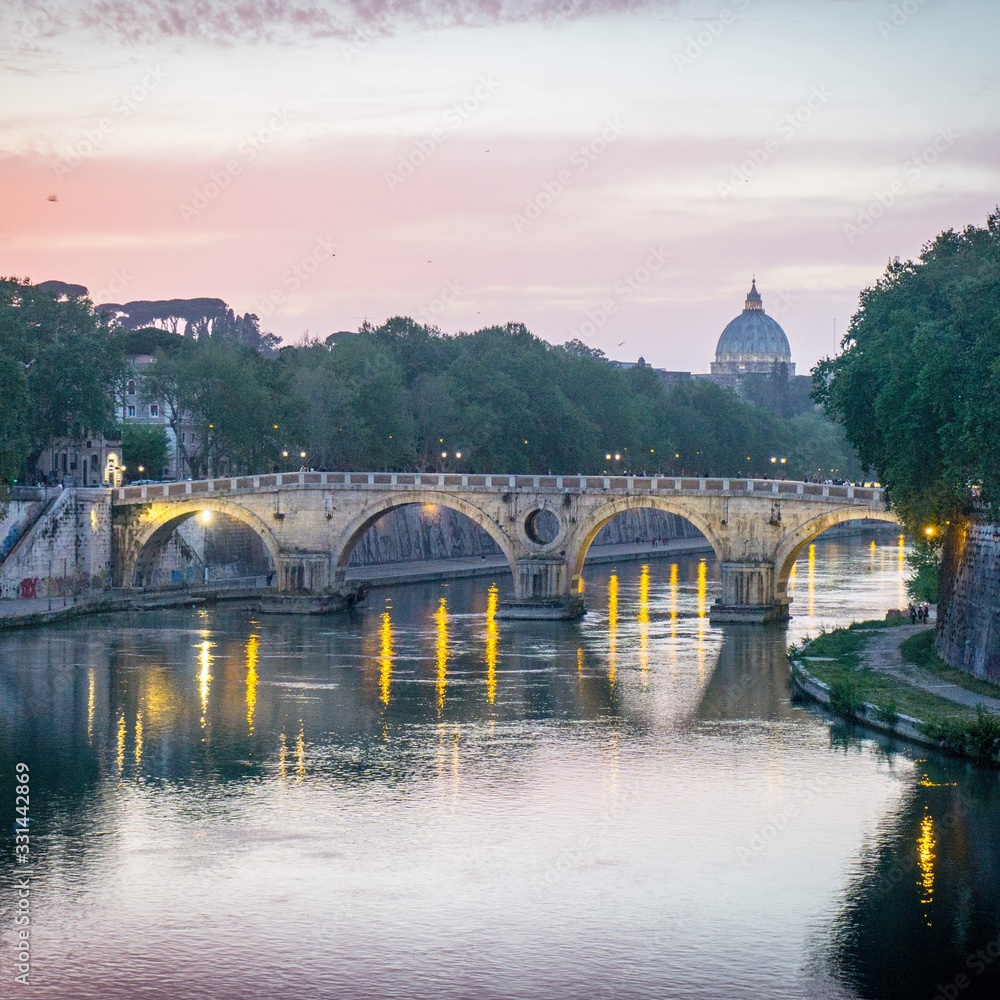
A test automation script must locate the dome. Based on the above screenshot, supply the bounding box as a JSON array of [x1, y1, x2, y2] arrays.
[[710, 280, 794, 379]]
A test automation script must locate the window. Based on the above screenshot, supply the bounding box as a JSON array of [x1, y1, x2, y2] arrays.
[[127, 380, 136, 395], [91, 454, 99, 470], [127, 405, 136, 418], [181, 432, 186, 443], [150, 404, 159, 417]]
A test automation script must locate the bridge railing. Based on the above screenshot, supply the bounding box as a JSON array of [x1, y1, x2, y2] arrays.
[[113, 473, 885, 505]]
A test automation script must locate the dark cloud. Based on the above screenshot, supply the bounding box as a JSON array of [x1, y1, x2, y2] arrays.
[[76, 0, 663, 46]]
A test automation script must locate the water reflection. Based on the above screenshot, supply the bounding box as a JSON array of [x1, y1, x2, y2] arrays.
[[245, 632, 259, 735], [1, 529, 997, 998], [435, 596, 449, 713], [485, 584, 499, 705], [607, 572, 619, 687], [378, 609, 393, 707], [638, 564, 650, 685]]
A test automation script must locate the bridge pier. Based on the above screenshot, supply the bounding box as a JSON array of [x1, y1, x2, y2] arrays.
[[709, 561, 790, 624], [277, 552, 330, 593], [497, 557, 585, 620]]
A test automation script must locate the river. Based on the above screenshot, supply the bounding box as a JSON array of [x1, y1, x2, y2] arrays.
[[1, 529, 998, 999]]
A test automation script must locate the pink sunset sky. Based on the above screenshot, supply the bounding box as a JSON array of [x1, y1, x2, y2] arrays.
[[1, 0, 997, 373]]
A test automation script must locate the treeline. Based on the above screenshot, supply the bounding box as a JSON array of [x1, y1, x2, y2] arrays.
[[0, 278, 862, 484], [129, 317, 861, 481]]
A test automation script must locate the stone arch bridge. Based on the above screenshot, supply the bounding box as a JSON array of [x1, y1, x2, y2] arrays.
[[111, 471, 898, 622]]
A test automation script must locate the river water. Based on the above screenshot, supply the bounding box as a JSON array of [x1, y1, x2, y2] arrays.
[[2, 530, 999, 999]]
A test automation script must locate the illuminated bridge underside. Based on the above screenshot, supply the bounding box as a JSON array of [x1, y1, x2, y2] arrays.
[[112, 472, 898, 623]]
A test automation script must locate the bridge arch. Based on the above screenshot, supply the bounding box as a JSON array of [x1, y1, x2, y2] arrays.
[[565, 496, 727, 588], [125, 498, 282, 588], [332, 491, 518, 581], [773, 506, 903, 600]]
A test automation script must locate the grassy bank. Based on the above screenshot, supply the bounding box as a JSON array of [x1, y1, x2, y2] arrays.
[[791, 621, 1000, 765]]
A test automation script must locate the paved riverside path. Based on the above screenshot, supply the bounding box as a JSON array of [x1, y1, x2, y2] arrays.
[[860, 625, 1000, 714]]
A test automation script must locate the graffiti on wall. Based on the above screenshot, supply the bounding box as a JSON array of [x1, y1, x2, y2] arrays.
[[13, 572, 105, 600]]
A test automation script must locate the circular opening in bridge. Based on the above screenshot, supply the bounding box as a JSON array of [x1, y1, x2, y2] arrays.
[[524, 508, 560, 546]]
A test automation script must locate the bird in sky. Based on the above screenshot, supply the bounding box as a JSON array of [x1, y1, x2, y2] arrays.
[[617, 341, 626, 346], [47, 195, 58, 202], [19, 359, 36, 368]]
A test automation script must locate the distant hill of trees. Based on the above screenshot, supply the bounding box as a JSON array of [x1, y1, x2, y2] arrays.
[[3, 277, 863, 485]]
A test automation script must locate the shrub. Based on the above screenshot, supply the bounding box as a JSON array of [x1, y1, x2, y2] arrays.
[[829, 676, 865, 718], [874, 700, 899, 728], [920, 707, 1000, 762]]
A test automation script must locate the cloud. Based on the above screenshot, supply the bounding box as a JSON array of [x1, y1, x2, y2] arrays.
[[75, 0, 664, 46]]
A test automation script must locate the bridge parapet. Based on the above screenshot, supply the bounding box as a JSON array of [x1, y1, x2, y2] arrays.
[[114, 472, 884, 506]]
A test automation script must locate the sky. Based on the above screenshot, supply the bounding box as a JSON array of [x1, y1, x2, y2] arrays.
[[1, 0, 997, 373]]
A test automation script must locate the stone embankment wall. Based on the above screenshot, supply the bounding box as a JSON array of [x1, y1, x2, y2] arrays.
[[937, 520, 1000, 684], [0, 489, 112, 600], [346, 505, 703, 565]]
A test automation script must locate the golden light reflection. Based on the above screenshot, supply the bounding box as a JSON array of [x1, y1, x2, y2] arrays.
[[638, 564, 650, 684], [379, 610, 394, 706], [669, 563, 679, 638], [807, 544, 816, 617], [898, 533, 907, 609], [485, 584, 499, 705], [116, 713, 126, 776], [870, 539, 877, 571], [697, 559, 708, 678], [134, 711, 143, 771], [295, 724, 306, 784], [607, 572, 619, 686], [278, 731, 288, 781], [245, 633, 259, 736], [787, 562, 797, 596], [197, 639, 214, 723], [87, 669, 95, 744], [435, 597, 449, 713], [668, 563, 679, 675], [917, 810, 936, 925]]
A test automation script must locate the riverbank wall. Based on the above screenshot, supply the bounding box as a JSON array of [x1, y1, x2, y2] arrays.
[[0, 488, 111, 601], [937, 519, 1000, 684]]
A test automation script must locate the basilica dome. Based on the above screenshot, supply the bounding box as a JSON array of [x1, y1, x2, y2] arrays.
[[710, 279, 794, 379]]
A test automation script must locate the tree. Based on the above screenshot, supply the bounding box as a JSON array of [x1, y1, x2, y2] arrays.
[[813, 210, 1000, 529], [0, 277, 125, 483], [122, 425, 169, 481]]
